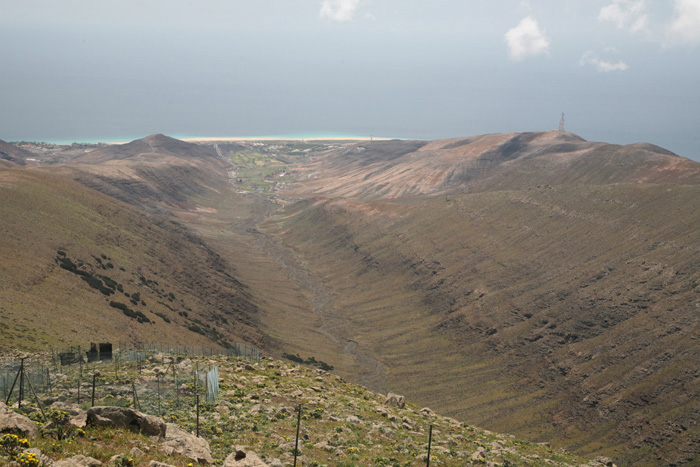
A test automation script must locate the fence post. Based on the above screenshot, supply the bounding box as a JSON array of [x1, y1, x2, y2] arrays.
[[157, 378, 162, 415], [18, 357, 25, 409], [293, 404, 302, 467], [426, 424, 433, 467], [91, 373, 97, 407], [196, 394, 200, 438], [176, 374, 180, 410]]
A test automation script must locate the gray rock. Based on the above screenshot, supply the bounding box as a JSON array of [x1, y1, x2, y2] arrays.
[[161, 422, 214, 464], [223, 448, 268, 467], [0, 401, 38, 437], [594, 456, 617, 467], [87, 406, 166, 439], [54, 454, 102, 466], [385, 392, 405, 409], [149, 462, 176, 467]]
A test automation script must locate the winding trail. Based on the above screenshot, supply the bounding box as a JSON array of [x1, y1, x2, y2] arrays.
[[235, 194, 387, 392]]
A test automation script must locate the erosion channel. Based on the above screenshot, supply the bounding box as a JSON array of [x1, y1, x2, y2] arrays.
[[208, 191, 387, 393]]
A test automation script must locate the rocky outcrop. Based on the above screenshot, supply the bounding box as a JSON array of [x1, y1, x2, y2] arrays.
[[161, 422, 213, 464], [86, 406, 166, 439], [385, 392, 405, 409], [0, 402, 38, 437]]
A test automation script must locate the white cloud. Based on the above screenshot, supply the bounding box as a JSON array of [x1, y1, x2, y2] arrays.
[[320, 0, 360, 22], [579, 51, 629, 72], [667, 0, 700, 44], [598, 0, 649, 33], [505, 16, 550, 61]]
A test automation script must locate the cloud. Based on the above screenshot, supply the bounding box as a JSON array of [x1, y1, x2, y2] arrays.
[[579, 51, 629, 72], [667, 0, 700, 44], [320, 0, 360, 22], [505, 16, 550, 61], [598, 0, 648, 33]]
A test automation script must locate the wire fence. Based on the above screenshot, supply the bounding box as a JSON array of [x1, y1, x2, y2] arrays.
[[1, 342, 259, 420]]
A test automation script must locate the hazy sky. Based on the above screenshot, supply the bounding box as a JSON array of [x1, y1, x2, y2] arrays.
[[1, 0, 699, 159]]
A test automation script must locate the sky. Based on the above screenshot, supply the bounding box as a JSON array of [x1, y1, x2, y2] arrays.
[[1, 0, 699, 160]]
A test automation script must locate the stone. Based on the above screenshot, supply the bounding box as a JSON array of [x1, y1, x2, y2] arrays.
[[385, 392, 405, 409], [161, 422, 214, 464], [471, 447, 486, 460], [594, 456, 617, 467], [223, 447, 268, 467], [70, 412, 87, 429], [129, 447, 145, 457], [54, 454, 103, 466], [149, 462, 176, 467], [0, 401, 38, 437], [267, 459, 284, 467], [87, 406, 166, 439]]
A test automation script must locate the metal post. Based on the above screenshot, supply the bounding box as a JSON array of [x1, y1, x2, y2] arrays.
[[196, 394, 200, 437], [157, 378, 162, 415], [18, 358, 25, 409], [91, 373, 97, 407], [293, 404, 302, 467], [427, 424, 433, 467], [23, 369, 46, 419]]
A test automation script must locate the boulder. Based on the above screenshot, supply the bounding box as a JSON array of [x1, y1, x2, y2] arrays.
[[0, 401, 38, 437], [86, 406, 165, 439], [149, 462, 176, 467], [161, 422, 214, 464], [223, 448, 268, 467], [385, 392, 405, 409], [54, 454, 102, 466]]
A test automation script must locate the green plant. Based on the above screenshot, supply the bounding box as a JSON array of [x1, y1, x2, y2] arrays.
[[14, 451, 40, 467], [44, 409, 73, 441], [113, 456, 135, 467], [1, 433, 31, 458]]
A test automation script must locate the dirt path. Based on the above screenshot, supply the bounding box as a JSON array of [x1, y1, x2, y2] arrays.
[[234, 194, 387, 392]]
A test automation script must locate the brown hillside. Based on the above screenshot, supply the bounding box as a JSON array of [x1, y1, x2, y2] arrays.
[[266, 133, 700, 465], [66, 135, 231, 212], [4, 132, 700, 465], [0, 167, 265, 352], [0, 139, 34, 166], [292, 131, 700, 199]]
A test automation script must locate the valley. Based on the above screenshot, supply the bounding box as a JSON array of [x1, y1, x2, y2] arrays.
[[2, 132, 700, 465]]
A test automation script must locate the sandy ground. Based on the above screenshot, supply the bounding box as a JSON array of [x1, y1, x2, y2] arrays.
[[183, 136, 392, 143]]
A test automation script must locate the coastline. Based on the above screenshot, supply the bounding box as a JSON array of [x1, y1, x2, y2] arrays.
[[181, 135, 392, 143]]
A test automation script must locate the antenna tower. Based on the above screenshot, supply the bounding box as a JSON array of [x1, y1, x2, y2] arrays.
[[558, 112, 565, 132]]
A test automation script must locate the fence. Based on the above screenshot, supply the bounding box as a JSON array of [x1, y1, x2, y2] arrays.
[[1, 342, 258, 418]]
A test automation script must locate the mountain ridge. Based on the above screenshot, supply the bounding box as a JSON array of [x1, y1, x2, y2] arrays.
[[291, 131, 700, 200]]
